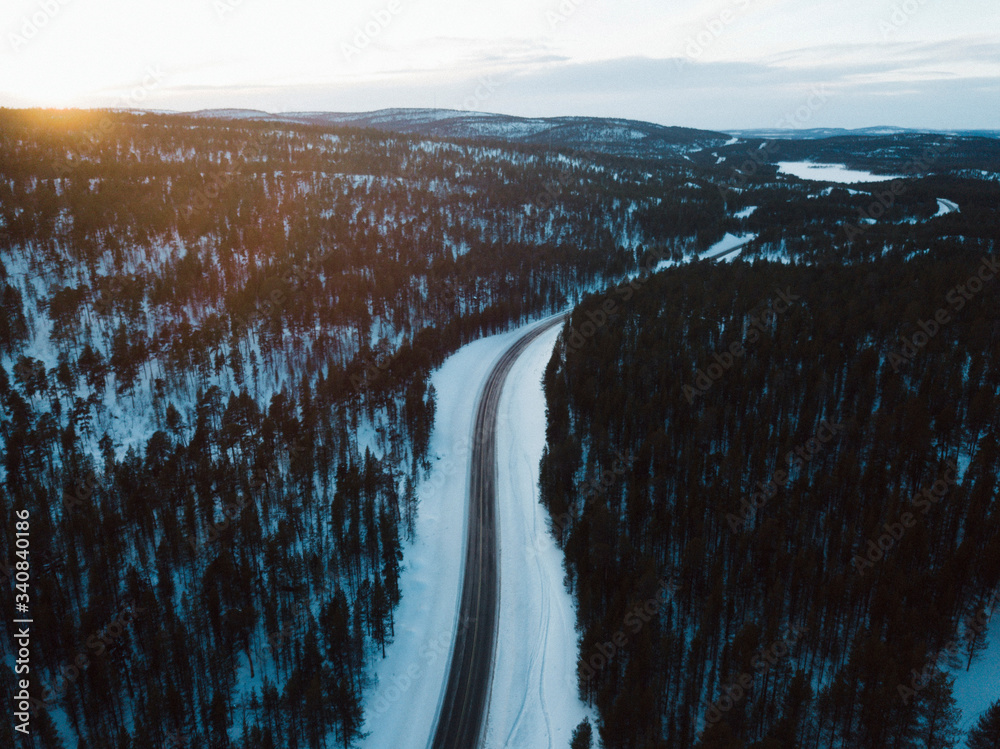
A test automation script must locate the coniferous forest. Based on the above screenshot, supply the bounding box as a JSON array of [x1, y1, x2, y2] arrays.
[[1, 106, 999, 748], [541, 254, 1000, 748], [0, 109, 660, 748]]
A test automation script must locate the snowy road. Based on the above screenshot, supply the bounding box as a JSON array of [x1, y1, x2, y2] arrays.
[[358, 314, 589, 749], [934, 198, 960, 217], [431, 315, 567, 749], [484, 321, 593, 748]]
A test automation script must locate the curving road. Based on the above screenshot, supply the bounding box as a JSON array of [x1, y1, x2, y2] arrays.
[[430, 315, 567, 749]]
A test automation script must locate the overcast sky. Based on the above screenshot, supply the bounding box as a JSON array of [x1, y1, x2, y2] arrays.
[[2, 0, 998, 130]]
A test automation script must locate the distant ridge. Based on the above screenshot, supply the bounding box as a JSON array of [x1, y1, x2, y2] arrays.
[[185, 107, 733, 160], [728, 126, 1000, 140], [177, 108, 1000, 170]]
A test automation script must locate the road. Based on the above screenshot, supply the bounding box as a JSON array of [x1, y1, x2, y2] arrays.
[[430, 314, 567, 749]]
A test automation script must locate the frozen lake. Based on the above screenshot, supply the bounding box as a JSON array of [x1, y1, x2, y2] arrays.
[[777, 161, 903, 184]]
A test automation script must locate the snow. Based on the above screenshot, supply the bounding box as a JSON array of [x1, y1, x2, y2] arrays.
[[485, 322, 594, 748], [934, 198, 960, 217], [358, 315, 585, 749], [357, 329, 515, 748], [190, 108, 269, 120], [816, 186, 861, 197], [653, 257, 685, 273], [733, 206, 757, 219], [903, 199, 960, 224], [703, 232, 756, 260], [951, 600, 1000, 734], [777, 161, 903, 184]]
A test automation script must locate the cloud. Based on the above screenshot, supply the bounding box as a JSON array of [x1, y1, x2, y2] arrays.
[[134, 52, 997, 132]]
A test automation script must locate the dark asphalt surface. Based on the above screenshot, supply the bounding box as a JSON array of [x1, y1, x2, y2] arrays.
[[430, 315, 567, 749]]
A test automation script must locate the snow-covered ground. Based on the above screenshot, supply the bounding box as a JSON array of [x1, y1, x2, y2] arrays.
[[733, 206, 757, 219], [934, 198, 960, 217], [777, 161, 902, 184], [703, 232, 757, 261], [485, 323, 594, 749], [951, 604, 1000, 734], [816, 186, 862, 196], [358, 315, 587, 749], [903, 198, 960, 224]]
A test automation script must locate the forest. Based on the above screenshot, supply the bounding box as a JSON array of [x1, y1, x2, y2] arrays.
[[1, 106, 998, 747], [0, 108, 683, 748], [541, 252, 1000, 748]]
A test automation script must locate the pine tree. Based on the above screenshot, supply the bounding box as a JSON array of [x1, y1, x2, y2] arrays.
[[917, 676, 961, 749], [571, 718, 593, 749], [403, 475, 418, 540], [967, 699, 1000, 749]]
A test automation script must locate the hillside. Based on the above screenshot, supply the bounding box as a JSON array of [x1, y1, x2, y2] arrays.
[[1, 106, 999, 748], [187, 108, 733, 161], [541, 255, 1000, 748]]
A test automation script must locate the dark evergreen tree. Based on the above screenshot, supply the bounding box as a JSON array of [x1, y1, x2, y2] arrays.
[[966, 699, 1000, 749]]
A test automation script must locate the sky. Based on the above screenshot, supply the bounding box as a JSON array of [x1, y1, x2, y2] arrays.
[[1, 0, 998, 131]]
